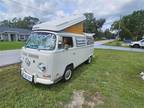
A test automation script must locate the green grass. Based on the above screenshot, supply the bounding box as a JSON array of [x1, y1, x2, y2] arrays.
[[105, 41, 129, 47], [0, 41, 24, 51], [1, 49, 144, 108]]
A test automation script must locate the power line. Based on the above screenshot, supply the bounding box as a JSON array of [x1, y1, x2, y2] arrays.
[[9, 0, 41, 11]]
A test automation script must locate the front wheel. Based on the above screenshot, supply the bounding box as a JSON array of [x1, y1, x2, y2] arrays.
[[63, 66, 73, 81], [86, 56, 92, 64]]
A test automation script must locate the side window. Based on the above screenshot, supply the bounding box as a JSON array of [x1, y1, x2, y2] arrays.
[[58, 36, 73, 49], [58, 36, 64, 49], [76, 37, 86, 47], [86, 36, 94, 45]]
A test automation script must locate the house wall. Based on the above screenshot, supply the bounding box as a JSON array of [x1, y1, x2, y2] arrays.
[[0, 32, 30, 41], [1, 33, 8, 41], [18, 34, 29, 41], [6, 33, 17, 41], [64, 22, 84, 34]]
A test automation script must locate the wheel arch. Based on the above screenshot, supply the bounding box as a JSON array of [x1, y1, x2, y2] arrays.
[[66, 63, 74, 70], [133, 44, 140, 47]]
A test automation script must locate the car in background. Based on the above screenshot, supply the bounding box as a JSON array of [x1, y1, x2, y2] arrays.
[[129, 39, 144, 48]]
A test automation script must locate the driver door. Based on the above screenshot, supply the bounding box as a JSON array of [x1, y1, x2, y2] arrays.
[[54, 36, 77, 78]]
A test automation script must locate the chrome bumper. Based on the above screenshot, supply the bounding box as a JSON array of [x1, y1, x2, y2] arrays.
[[21, 68, 54, 85]]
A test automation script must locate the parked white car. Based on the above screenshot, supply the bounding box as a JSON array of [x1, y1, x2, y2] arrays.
[[129, 39, 144, 48]]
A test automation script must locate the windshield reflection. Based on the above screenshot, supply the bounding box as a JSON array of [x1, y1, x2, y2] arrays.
[[26, 32, 56, 50]]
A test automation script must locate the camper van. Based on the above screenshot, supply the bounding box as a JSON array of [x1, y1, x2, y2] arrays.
[[20, 15, 94, 85]]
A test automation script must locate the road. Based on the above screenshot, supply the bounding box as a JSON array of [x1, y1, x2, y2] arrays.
[[0, 39, 144, 67], [94, 39, 115, 45], [0, 50, 21, 67], [94, 45, 144, 52], [94, 39, 144, 52]]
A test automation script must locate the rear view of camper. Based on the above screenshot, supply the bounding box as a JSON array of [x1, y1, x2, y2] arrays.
[[21, 15, 94, 85]]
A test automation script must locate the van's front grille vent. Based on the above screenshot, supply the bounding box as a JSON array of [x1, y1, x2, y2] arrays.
[[28, 54, 39, 59]]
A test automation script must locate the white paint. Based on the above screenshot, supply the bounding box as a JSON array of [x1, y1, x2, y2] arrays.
[[140, 72, 144, 80], [130, 39, 144, 47], [21, 31, 94, 85]]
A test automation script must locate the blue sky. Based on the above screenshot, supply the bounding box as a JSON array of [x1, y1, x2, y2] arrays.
[[0, 0, 144, 30], [0, 2, 6, 12]]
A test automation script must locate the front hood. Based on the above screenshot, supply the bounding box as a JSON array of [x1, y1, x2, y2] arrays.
[[131, 41, 139, 44]]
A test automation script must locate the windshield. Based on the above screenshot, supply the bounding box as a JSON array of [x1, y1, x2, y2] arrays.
[[25, 32, 56, 50]]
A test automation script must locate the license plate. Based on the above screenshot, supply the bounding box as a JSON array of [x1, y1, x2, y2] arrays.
[[22, 71, 33, 82]]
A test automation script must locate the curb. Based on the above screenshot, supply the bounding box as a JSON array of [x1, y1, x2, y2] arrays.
[[0, 62, 21, 68]]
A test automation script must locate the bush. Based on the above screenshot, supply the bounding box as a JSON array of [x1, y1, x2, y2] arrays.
[[115, 41, 121, 46]]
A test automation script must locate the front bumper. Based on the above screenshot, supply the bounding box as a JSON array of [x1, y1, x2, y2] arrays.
[[20, 68, 54, 85]]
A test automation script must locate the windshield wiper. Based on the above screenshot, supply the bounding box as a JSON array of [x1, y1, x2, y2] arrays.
[[25, 45, 39, 49]]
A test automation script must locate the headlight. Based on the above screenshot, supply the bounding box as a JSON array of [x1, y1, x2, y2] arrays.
[[37, 63, 46, 72]]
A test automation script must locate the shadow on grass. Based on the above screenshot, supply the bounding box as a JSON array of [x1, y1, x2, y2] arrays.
[[32, 62, 90, 91]]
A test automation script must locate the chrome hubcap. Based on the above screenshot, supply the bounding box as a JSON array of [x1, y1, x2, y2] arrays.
[[65, 69, 72, 80]]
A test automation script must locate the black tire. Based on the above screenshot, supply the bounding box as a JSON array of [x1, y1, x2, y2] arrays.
[[133, 44, 140, 48], [63, 66, 73, 81], [86, 56, 92, 64]]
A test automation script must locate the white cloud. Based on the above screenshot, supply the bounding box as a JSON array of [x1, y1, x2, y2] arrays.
[[0, 0, 144, 29]]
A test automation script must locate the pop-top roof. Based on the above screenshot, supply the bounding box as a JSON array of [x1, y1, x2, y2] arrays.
[[33, 15, 86, 31]]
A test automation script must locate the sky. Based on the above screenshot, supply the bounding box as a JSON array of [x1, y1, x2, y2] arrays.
[[0, 0, 144, 30]]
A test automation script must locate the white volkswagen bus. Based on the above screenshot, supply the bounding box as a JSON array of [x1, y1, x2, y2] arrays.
[[20, 31, 94, 85]]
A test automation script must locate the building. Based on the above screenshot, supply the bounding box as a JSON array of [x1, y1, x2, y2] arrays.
[[0, 27, 31, 41]]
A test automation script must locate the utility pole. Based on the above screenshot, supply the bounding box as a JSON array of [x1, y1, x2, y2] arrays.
[[117, 15, 122, 40]]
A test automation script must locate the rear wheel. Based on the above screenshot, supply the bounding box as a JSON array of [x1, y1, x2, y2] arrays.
[[63, 66, 73, 81], [133, 44, 140, 48]]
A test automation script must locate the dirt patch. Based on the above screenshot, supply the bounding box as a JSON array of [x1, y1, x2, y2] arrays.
[[65, 90, 104, 108], [83, 91, 104, 108], [65, 90, 85, 108]]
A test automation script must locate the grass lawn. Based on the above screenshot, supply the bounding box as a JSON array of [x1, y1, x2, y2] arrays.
[[0, 41, 24, 51], [1, 49, 144, 108], [105, 40, 129, 47]]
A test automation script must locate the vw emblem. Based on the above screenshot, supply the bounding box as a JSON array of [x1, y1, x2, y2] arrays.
[[25, 58, 31, 66]]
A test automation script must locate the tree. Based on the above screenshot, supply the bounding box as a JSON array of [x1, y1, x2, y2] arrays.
[[84, 13, 96, 33], [105, 29, 112, 39], [0, 20, 11, 27], [112, 10, 144, 40], [84, 13, 106, 39], [23, 16, 39, 29], [0, 16, 39, 29], [84, 13, 106, 32], [95, 18, 106, 31]]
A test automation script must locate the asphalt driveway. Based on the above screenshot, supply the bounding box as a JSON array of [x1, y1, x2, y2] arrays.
[[0, 50, 21, 67]]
